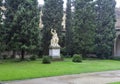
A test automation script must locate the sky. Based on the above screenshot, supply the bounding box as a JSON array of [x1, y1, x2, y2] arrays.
[[116, 0, 120, 7], [38, 0, 120, 8]]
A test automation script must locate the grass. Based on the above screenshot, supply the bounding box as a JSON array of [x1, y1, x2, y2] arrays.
[[109, 82, 120, 84], [0, 59, 120, 81]]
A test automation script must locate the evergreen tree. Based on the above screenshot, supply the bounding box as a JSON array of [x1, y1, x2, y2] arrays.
[[73, 0, 96, 57], [65, 0, 73, 56], [4, 0, 40, 60], [0, 1, 2, 24], [95, 0, 116, 59], [0, 0, 3, 55], [0, 0, 6, 56], [42, 0, 63, 55], [0, 0, 2, 36]]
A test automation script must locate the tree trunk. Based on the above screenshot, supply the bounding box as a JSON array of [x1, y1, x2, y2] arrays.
[[21, 49, 25, 61], [82, 50, 87, 59], [43, 45, 49, 55], [11, 50, 16, 59]]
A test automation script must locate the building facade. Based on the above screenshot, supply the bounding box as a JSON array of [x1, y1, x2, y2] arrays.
[[114, 8, 120, 56]]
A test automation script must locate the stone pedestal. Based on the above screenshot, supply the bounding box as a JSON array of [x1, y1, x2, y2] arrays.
[[49, 47, 61, 60]]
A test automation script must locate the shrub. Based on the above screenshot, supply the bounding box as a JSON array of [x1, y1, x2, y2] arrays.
[[112, 56, 120, 60], [2, 55, 8, 59], [42, 56, 51, 64], [60, 54, 64, 60], [30, 55, 37, 61], [72, 54, 82, 63], [61, 47, 66, 56]]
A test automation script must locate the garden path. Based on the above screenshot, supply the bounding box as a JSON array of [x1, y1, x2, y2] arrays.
[[5, 70, 120, 84]]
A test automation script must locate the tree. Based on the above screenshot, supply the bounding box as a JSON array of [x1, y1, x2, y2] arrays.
[[4, 0, 40, 60], [0, 0, 2, 24], [73, 0, 96, 57], [0, 0, 2, 41], [42, 0, 63, 55], [0, 0, 6, 57], [95, 0, 116, 59], [0, 0, 3, 56], [65, 0, 73, 56]]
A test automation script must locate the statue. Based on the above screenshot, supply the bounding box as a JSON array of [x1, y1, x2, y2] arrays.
[[49, 29, 61, 59], [50, 29, 60, 47]]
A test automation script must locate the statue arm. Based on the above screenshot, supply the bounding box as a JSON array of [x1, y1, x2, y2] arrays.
[[51, 29, 54, 35]]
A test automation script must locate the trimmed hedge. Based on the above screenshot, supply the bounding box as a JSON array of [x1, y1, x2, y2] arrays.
[[42, 56, 51, 64], [30, 55, 37, 61], [72, 54, 82, 63]]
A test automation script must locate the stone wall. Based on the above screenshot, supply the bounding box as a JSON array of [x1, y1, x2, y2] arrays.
[[114, 8, 120, 56], [115, 8, 120, 28]]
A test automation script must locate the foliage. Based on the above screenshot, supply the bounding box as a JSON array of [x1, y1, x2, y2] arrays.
[[42, 0, 63, 55], [111, 56, 120, 60], [42, 56, 51, 64], [4, 0, 41, 60], [0, 0, 2, 55], [30, 55, 37, 61], [0, 0, 2, 33], [61, 47, 67, 56], [2, 55, 8, 60], [72, 54, 82, 62], [95, 0, 116, 59], [73, 0, 96, 57], [0, 0, 2, 29], [0, 0, 6, 56], [60, 54, 64, 60], [65, 0, 74, 56]]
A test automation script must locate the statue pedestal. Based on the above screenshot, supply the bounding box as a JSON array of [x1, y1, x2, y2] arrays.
[[49, 47, 61, 60]]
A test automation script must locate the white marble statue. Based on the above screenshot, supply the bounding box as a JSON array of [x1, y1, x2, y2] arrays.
[[50, 29, 60, 47]]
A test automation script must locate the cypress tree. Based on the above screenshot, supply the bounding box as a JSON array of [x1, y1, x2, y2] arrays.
[[73, 0, 96, 57], [65, 0, 73, 56], [0, 1, 6, 56], [42, 0, 63, 55], [0, 1, 2, 24], [0, 0, 3, 55], [95, 0, 116, 59], [0, 0, 2, 38], [4, 0, 40, 60]]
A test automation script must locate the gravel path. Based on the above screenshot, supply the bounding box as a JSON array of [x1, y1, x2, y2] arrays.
[[4, 70, 120, 84]]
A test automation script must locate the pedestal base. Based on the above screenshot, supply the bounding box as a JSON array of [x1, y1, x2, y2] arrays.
[[49, 47, 61, 60]]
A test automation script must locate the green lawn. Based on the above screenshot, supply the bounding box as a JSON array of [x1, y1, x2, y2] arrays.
[[1, 59, 120, 81], [110, 82, 120, 84]]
